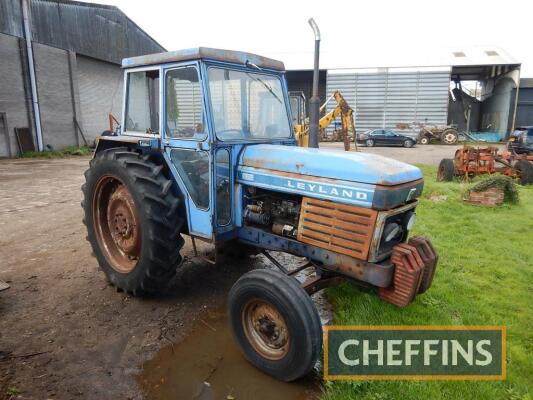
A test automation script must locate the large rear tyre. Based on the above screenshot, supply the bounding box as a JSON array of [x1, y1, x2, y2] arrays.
[[515, 160, 533, 185], [228, 269, 322, 381], [437, 158, 455, 181], [442, 128, 458, 145], [82, 148, 184, 295]]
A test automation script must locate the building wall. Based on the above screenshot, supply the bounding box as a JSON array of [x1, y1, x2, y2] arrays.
[[0, 32, 31, 157], [515, 87, 533, 128], [326, 67, 451, 136], [33, 42, 78, 149], [77, 55, 123, 140]]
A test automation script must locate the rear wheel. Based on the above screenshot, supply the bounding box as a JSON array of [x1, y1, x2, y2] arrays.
[[366, 139, 374, 147], [404, 140, 414, 148], [82, 148, 184, 295], [437, 158, 455, 181], [442, 128, 458, 145], [515, 160, 533, 185], [228, 269, 322, 381]]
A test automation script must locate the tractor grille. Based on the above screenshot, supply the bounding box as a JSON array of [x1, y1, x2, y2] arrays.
[[297, 197, 378, 260]]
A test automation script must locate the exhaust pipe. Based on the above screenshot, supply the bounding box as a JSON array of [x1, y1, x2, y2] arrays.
[[308, 18, 320, 149]]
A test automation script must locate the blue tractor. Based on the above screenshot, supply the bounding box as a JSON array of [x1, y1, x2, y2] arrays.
[[82, 47, 438, 381]]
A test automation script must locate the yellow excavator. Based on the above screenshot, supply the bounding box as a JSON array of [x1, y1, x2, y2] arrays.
[[291, 90, 356, 151]]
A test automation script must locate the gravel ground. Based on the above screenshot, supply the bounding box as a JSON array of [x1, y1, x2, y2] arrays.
[[320, 142, 504, 166]]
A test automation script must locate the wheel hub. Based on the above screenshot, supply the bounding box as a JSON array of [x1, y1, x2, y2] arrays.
[[107, 186, 139, 255], [93, 176, 141, 273], [243, 300, 290, 360]]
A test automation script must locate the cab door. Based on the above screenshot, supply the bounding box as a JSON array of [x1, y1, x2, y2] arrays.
[[161, 63, 214, 239]]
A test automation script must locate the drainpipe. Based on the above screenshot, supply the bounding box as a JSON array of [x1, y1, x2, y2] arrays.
[[308, 18, 320, 148], [21, 0, 43, 152]]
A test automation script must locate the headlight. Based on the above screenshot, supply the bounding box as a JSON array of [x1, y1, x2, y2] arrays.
[[383, 222, 401, 242], [404, 211, 416, 231]]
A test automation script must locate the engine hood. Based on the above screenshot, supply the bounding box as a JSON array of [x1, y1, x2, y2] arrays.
[[237, 144, 424, 210], [239, 145, 422, 185]]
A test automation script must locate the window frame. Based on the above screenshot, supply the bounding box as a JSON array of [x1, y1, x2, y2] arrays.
[[122, 66, 161, 138], [205, 63, 294, 143], [163, 64, 207, 142]]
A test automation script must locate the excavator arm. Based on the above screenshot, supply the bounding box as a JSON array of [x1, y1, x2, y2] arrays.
[[292, 90, 356, 151], [319, 91, 356, 151]]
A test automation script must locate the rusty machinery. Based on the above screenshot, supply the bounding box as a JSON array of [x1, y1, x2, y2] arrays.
[[437, 145, 533, 185], [397, 121, 459, 145]]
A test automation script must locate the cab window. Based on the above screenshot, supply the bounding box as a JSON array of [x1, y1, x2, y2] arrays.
[[125, 70, 159, 134], [165, 66, 206, 140]]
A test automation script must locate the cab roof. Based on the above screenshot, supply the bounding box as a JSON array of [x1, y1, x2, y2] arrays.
[[122, 47, 285, 71]]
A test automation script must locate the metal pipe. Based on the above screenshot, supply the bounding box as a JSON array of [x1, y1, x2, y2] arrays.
[[21, 0, 43, 152], [308, 18, 321, 148]]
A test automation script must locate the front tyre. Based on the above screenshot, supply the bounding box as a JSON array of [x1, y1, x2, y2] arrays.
[[82, 148, 184, 295], [228, 269, 322, 381], [366, 139, 374, 147]]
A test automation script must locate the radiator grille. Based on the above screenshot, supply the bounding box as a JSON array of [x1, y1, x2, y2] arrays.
[[297, 197, 378, 260]]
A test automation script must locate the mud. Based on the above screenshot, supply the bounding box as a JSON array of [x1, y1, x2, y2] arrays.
[[0, 156, 331, 399], [138, 308, 321, 400]]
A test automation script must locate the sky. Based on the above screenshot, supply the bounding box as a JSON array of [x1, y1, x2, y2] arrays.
[[89, 0, 533, 77]]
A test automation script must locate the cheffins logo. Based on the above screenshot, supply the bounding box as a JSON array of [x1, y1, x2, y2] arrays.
[[325, 326, 506, 380]]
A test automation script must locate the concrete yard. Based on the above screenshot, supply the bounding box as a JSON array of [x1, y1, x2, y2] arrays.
[[0, 144, 496, 399]]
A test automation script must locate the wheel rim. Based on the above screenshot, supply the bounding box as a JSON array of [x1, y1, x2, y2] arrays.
[[444, 133, 457, 144], [242, 299, 290, 360], [421, 137, 428, 144], [92, 176, 141, 273], [366, 140, 373, 146]]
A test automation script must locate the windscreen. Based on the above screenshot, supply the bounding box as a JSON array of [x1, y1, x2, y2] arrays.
[[207, 68, 291, 141]]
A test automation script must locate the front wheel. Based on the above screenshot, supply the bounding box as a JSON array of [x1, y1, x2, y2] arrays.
[[419, 136, 429, 145], [228, 269, 322, 381], [366, 139, 375, 147], [404, 140, 414, 148]]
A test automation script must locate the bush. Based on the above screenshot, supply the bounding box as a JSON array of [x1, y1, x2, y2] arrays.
[[467, 175, 519, 204]]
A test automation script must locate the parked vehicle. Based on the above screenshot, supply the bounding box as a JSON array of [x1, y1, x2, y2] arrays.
[[508, 126, 533, 154], [82, 47, 438, 382], [357, 129, 416, 148]]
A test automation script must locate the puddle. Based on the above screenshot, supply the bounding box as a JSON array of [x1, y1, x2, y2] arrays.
[[138, 308, 321, 400]]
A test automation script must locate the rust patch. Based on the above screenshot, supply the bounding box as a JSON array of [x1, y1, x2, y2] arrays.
[[378, 243, 424, 307], [408, 236, 438, 294], [297, 197, 378, 260]]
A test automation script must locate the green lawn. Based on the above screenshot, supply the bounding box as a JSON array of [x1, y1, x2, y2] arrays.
[[322, 165, 533, 400], [19, 145, 92, 158]]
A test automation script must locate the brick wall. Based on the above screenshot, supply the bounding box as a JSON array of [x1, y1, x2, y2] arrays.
[[465, 187, 504, 207]]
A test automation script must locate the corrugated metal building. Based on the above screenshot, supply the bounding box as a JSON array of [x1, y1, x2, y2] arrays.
[[0, 0, 165, 157], [287, 47, 521, 139], [513, 78, 533, 128]]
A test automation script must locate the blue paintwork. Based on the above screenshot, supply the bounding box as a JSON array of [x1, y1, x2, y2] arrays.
[[239, 144, 422, 185], [118, 54, 423, 248], [237, 166, 374, 207]]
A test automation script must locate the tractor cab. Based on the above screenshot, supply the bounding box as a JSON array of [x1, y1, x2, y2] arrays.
[[115, 48, 295, 240]]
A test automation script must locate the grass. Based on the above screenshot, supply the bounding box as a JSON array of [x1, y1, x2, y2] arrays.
[[19, 145, 92, 158], [322, 165, 533, 400]]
